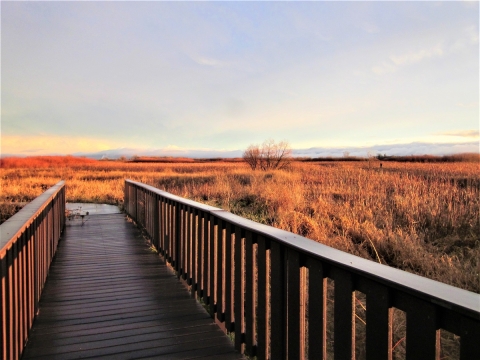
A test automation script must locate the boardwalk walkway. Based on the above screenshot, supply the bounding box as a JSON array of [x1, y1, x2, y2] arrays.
[[21, 209, 243, 360]]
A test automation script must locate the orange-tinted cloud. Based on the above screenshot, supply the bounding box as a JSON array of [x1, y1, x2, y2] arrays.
[[435, 130, 479, 138], [1, 135, 123, 156]]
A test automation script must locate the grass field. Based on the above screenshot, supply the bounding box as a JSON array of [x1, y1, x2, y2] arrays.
[[2, 155, 478, 359], [1, 156, 479, 295]]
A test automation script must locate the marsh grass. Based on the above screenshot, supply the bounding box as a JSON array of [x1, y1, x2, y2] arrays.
[[2, 156, 477, 359], [1, 157, 479, 294]]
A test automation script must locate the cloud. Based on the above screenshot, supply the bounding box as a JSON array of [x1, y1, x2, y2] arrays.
[[293, 141, 479, 158], [372, 44, 444, 74], [390, 44, 443, 66], [191, 55, 224, 67], [72, 147, 243, 160], [2, 1, 478, 157], [1, 135, 124, 156], [371, 18, 478, 76], [435, 130, 479, 138], [371, 62, 397, 75], [450, 25, 479, 51], [360, 22, 380, 34], [4, 140, 478, 159]]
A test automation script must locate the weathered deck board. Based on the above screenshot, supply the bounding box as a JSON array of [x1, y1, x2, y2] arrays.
[[22, 213, 243, 359]]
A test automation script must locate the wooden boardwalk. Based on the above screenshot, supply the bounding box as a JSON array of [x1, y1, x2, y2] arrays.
[[21, 212, 243, 360]]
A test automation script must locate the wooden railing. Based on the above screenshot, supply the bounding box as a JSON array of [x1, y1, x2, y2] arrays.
[[125, 179, 479, 359], [0, 181, 65, 360]]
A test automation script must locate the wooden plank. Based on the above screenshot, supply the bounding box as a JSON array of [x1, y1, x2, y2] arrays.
[[300, 265, 307, 360], [197, 210, 204, 298], [13, 238, 19, 360], [1, 253, 7, 360], [234, 226, 245, 353], [165, 200, 171, 261], [287, 249, 301, 360], [34, 218, 40, 316], [209, 215, 216, 316], [460, 316, 480, 359], [307, 257, 326, 360], [167, 199, 172, 260], [173, 202, 179, 270], [245, 231, 256, 357], [184, 205, 190, 281], [405, 296, 437, 359], [270, 240, 285, 359], [160, 198, 165, 255], [257, 235, 267, 360], [27, 226, 34, 331], [332, 267, 354, 360], [202, 211, 209, 303], [21, 213, 243, 360], [169, 200, 175, 264], [365, 280, 391, 360], [180, 204, 185, 276], [191, 208, 198, 296], [153, 195, 159, 250], [216, 219, 224, 322], [19, 231, 27, 353], [224, 223, 233, 331]]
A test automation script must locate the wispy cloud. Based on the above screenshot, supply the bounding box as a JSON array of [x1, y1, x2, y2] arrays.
[[360, 22, 380, 34], [372, 19, 478, 76], [371, 62, 397, 75], [390, 44, 444, 66], [450, 25, 479, 51], [435, 130, 479, 138], [191, 55, 224, 67], [372, 44, 444, 74]]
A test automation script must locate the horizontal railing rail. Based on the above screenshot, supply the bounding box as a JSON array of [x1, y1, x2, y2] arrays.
[[125, 179, 479, 360], [0, 181, 65, 360]]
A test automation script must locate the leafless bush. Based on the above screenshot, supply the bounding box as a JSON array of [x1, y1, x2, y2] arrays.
[[243, 139, 292, 170]]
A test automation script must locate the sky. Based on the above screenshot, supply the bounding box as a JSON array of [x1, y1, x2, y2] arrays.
[[1, 0, 479, 157]]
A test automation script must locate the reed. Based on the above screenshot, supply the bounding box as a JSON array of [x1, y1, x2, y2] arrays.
[[1, 157, 478, 294]]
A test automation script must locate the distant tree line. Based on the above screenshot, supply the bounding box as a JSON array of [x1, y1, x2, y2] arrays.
[[302, 153, 479, 163]]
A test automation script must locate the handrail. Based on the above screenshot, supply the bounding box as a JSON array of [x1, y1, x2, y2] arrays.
[[125, 179, 480, 359], [0, 181, 65, 360]]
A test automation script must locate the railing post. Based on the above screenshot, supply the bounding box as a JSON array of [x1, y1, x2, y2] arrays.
[[270, 240, 286, 359], [154, 194, 160, 250], [175, 202, 181, 273], [202, 211, 210, 306], [257, 235, 267, 359], [245, 230, 256, 356], [332, 267, 354, 360], [405, 297, 437, 358], [307, 258, 327, 360], [234, 226, 245, 353], [190, 208, 198, 297], [224, 223, 234, 332], [460, 317, 480, 359], [365, 281, 391, 360], [287, 248, 301, 359], [216, 218, 224, 323]]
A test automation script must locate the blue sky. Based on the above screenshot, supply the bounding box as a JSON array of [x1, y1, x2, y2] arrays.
[[1, 1, 479, 157]]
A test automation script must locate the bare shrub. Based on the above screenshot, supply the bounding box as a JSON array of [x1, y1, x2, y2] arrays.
[[243, 139, 292, 171]]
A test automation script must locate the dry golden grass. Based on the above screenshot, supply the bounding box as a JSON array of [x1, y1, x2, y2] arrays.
[[1, 157, 479, 294]]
